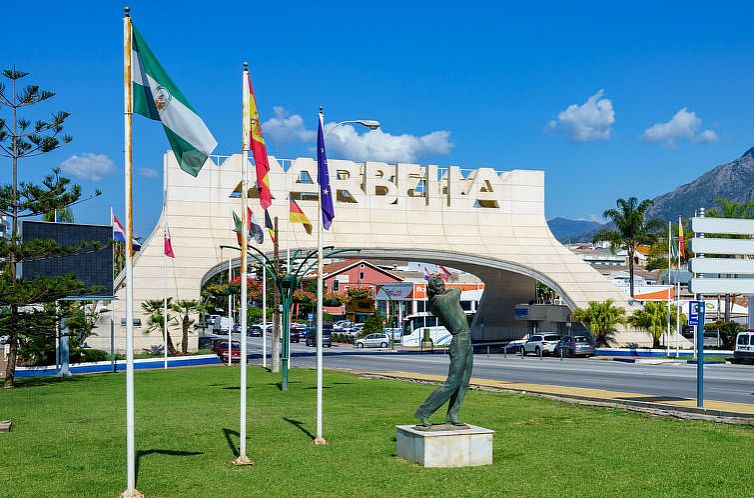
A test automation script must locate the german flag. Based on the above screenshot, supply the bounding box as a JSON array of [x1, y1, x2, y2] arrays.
[[289, 199, 312, 235]]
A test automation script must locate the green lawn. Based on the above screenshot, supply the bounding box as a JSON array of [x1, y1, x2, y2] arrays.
[[1, 365, 752, 498]]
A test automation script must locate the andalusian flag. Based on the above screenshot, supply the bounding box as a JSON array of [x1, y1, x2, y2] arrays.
[[289, 199, 312, 235], [244, 69, 272, 209], [131, 24, 217, 177], [678, 218, 685, 258]]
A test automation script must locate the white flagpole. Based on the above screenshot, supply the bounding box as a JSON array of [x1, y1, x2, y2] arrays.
[[314, 108, 326, 445], [287, 197, 292, 367], [676, 215, 681, 357], [234, 62, 252, 465], [122, 8, 141, 498], [667, 221, 671, 356], [262, 265, 267, 368], [228, 250, 232, 366], [163, 216, 168, 369]]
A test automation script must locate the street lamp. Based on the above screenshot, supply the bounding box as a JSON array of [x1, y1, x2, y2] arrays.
[[323, 114, 381, 139]]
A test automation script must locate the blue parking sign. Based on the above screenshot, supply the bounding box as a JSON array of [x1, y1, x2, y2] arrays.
[[307, 313, 314, 322], [688, 301, 702, 326]]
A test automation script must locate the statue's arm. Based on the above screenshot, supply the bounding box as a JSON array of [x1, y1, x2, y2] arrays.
[[447, 288, 461, 299]]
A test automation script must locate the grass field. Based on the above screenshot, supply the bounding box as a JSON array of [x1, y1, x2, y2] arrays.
[[1, 365, 753, 498]]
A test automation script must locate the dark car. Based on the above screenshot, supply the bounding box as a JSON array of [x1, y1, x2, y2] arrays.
[[198, 336, 216, 350], [211, 339, 243, 362], [305, 325, 333, 348], [290, 324, 307, 343], [555, 336, 595, 357]]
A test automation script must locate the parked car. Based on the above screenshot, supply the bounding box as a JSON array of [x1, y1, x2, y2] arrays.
[[198, 336, 216, 350], [249, 323, 273, 337], [232, 323, 242, 334], [211, 339, 243, 362], [523, 334, 562, 356], [555, 336, 595, 357], [213, 317, 232, 333], [333, 320, 352, 332], [355, 333, 391, 348], [734, 330, 754, 364], [305, 327, 333, 347], [501, 340, 526, 354]]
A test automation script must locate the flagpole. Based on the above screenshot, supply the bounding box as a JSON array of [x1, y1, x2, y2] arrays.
[[667, 220, 671, 357], [162, 163, 168, 369], [262, 264, 267, 368], [314, 106, 326, 445], [676, 215, 681, 357], [287, 198, 291, 367], [122, 7, 142, 498], [234, 61, 252, 466], [227, 249, 232, 366]]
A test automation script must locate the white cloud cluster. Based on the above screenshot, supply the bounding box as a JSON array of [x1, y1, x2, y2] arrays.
[[642, 108, 718, 146], [547, 90, 615, 143], [325, 125, 453, 163], [60, 153, 115, 181], [136, 167, 159, 179], [262, 106, 316, 145], [261, 106, 453, 163]]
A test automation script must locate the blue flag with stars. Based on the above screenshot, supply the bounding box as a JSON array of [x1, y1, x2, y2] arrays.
[[317, 114, 335, 230]]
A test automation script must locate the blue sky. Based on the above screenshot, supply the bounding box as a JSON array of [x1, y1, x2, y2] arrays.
[[4, 1, 754, 236]]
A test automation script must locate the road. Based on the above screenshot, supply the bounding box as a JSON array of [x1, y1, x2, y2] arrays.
[[211, 333, 754, 405]]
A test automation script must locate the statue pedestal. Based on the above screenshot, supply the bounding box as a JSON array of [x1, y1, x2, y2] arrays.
[[395, 424, 494, 468]]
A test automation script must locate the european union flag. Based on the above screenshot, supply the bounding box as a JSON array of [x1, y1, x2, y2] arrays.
[[317, 114, 335, 230]]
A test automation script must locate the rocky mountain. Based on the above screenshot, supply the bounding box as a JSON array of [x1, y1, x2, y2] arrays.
[[546, 217, 604, 243], [646, 147, 754, 220]]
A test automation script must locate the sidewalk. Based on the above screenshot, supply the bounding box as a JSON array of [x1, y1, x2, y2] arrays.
[[365, 370, 754, 420]]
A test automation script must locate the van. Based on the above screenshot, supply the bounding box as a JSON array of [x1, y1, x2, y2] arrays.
[[213, 317, 232, 333], [734, 331, 754, 364]]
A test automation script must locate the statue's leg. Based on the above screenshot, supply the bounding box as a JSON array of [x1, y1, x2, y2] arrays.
[[446, 349, 473, 424], [414, 379, 457, 424]]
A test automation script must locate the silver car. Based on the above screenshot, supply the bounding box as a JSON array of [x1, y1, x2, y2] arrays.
[[555, 335, 595, 357], [355, 333, 390, 349]]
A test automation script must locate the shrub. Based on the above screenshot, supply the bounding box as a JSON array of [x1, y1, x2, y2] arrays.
[[80, 348, 110, 362]]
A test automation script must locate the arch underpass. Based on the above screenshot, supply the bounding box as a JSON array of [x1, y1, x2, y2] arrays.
[[95, 152, 640, 353]]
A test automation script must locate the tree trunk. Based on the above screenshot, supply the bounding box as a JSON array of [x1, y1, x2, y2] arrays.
[[182, 316, 189, 354], [628, 245, 635, 297], [166, 331, 176, 355], [3, 307, 19, 388]]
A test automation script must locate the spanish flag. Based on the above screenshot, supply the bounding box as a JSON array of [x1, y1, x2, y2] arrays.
[[678, 217, 685, 258], [290, 199, 312, 235], [243, 68, 272, 209]]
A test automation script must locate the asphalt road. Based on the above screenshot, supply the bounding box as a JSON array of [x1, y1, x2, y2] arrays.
[[212, 333, 754, 406]]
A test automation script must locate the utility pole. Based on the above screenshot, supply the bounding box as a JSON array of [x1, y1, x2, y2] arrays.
[[272, 217, 281, 373]]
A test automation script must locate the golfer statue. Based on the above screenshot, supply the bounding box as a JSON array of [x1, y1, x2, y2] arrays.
[[414, 275, 474, 427]]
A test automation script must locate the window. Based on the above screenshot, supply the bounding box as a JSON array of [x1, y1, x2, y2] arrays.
[[739, 334, 750, 345], [359, 272, 365, 280], [544, 335, 561, 341]]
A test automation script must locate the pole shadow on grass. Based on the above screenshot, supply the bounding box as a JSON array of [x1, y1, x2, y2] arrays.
[[136, 449, 203, 485], [283, 417, 315, 439], [223, 428, 240, 457]]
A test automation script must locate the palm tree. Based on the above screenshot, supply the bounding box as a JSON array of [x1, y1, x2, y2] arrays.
[[627, 301, 685, 349], [594, 197, 664, 297], [706, 198, 754, 321], [572, 299, 626, 347], [141, 298, 177, 354], [171, 299, 200, 354]]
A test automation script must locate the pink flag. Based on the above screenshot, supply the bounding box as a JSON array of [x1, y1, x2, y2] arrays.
[[164, 224, 175, 258], [438, 265, 452, 281]]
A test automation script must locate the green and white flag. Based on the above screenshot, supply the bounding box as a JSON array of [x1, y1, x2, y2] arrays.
[[131, 24, 217, 176]]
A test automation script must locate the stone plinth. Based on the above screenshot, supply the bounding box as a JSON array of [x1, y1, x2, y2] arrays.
[[396, 424, 494, 467]]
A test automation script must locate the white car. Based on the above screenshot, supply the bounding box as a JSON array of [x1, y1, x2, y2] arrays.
[[523, 334, 562, 356], [355, 333, 390, 349]]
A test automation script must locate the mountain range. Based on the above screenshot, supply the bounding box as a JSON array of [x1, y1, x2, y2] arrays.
[[548, 147, 754, 242]]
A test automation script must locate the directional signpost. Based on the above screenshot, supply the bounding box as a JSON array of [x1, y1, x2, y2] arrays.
[[689, 215, 754, 409]]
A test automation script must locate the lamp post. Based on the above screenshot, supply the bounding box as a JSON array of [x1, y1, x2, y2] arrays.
[[374, 283, 398, 350], [221, 244, 358, 391], [324, 119, 381, 139]]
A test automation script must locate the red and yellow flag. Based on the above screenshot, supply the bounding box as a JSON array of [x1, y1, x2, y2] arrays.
[[289, 199, 312, 235], [243, 69, 272, 209], [678, 218, 685, 258]]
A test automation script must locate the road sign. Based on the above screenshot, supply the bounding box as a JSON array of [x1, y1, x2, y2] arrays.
[[689, 216, 754, 295], [689, 278, 754, 294], [688, 301, 702, 326], [307, 313, 314, 322]]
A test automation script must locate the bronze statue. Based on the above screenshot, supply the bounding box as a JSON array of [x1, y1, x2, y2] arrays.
[[414, 275, 474, 427]]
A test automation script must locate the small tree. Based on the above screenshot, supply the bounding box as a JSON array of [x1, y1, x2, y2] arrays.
[[572, 299, 626, 347], [141, 298, 177, 355], [628, 301, 671, 348], [360, 313, 384, 338], [171, 299, 200, 354]]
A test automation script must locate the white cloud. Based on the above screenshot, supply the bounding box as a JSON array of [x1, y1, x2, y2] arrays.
[[642, 108, 719, 146], [261, 106, 453, 163], [60, 153, 116, 181], [136, 167, 159, 179], [325, 125, 453, 163], [262, 106, 316, 145], [548, 90, 615, 143]]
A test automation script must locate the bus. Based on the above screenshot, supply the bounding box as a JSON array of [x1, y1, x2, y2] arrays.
[[401, 312, 473, 347]]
